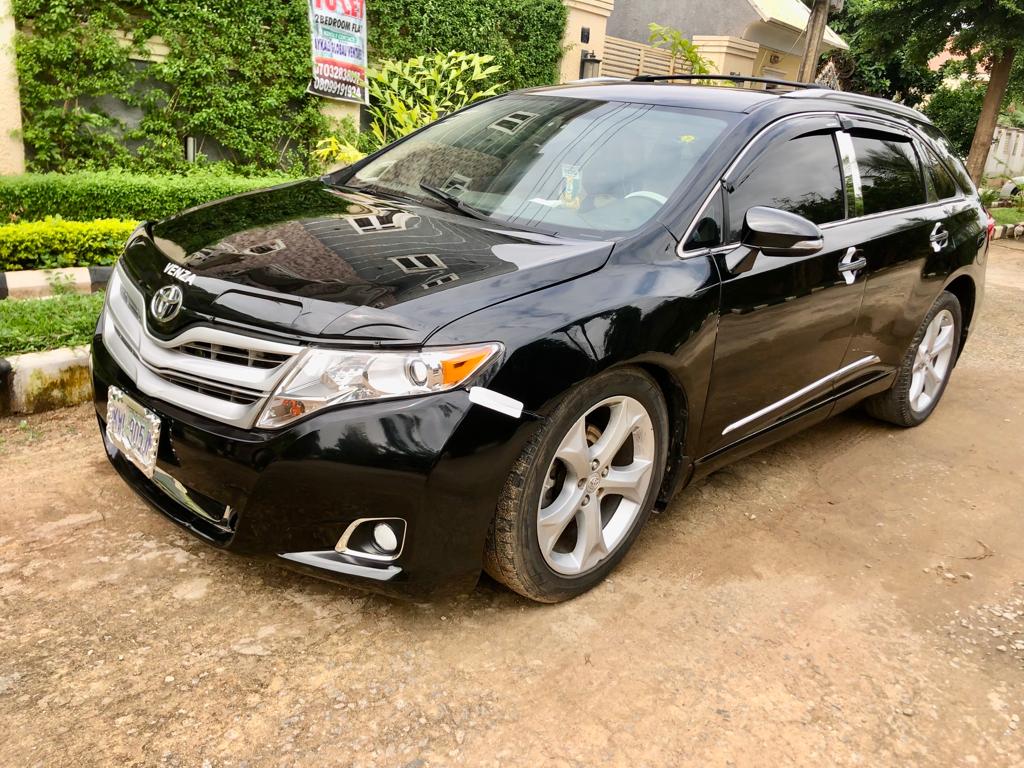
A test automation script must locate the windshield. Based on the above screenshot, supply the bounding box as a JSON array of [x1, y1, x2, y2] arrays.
[[342, 94, 737, 235]]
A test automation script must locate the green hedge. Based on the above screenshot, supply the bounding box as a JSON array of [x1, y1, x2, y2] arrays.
[[14, 0, 568, 174], [0, 218, 138, 271], [367, 0, 568, 90], [0, 291, 106, 356], [0, 171, 285, 222]]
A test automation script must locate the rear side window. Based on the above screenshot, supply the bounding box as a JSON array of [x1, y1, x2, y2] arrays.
[[915, 121, 976, 194], [923, 146, 959, 200], [851, 134, 926, 214], [727, 133, 845, 242]]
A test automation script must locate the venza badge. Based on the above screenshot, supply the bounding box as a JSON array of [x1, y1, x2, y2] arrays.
[[150, 284, 184, 322]]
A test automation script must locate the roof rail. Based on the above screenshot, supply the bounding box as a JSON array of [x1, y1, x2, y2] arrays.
[[782, 89, 927, 120], [631, 74, 828, 90]]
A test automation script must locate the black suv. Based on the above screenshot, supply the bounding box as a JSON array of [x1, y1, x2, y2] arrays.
[[92, 76, 988, 602]]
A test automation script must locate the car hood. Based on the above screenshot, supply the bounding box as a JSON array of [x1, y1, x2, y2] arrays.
[[123, 180, 614, 344]]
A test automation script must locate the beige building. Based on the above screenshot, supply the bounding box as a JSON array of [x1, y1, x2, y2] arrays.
[[562, 0, 848, 83]]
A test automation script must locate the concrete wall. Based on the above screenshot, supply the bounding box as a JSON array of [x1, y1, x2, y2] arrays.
[[692, 36, 759, 77], [0, 0, 24, 175], [607, 0, 757, 44], [986, 125, 1024, 179]]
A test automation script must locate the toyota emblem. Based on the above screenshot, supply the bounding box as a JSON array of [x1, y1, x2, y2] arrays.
[[150, 284, 184, 322]]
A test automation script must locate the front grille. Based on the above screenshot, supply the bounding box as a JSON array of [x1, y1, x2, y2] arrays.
[[102, 264, 302, 428], [158, 372, 263, 405], [178, 341, 290, 369]]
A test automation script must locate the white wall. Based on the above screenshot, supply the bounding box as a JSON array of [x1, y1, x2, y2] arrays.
[[985, 125, 1024, 179]]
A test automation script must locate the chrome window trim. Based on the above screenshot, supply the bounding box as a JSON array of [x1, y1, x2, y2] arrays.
[[818, 200, 944, 230], [677, 111, 841, 260], [722, 354, 881, 436], [835, 130, 864, 218]]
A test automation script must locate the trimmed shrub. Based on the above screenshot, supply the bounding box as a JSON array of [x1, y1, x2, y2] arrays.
[[0, 171, 286, 223], [0, 218, 138, 271]]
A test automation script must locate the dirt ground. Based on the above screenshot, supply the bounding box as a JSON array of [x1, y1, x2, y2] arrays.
[[2, 242, 1023, 768]]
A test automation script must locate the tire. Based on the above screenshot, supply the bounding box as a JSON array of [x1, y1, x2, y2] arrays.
[[484, 367, 669, 603], [864, 291, 962, 427]]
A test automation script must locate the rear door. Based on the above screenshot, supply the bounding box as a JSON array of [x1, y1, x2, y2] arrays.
[[832, 118, 973, 384], [695, 115, 869, 456]]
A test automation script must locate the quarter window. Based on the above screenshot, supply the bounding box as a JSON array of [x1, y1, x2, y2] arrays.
[[851, 133, 927, 214], [727, 132, 845, 242], [684, 189, 724, 250], [923, 146, 959, 200]]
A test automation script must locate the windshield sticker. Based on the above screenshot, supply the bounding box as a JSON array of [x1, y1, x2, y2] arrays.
[[560, 164, 582, 210]]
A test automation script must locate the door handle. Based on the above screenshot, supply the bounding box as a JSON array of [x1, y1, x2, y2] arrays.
[[838, 247, 866, 285], [930, 223, 950, 252]]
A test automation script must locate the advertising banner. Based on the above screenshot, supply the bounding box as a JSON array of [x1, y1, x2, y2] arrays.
[[307, 0, 368, 104]]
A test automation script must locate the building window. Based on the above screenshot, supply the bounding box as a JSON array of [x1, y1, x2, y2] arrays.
[[422, 273, 460, 289], [242, 239, 286, 256], [441, 173, 472, 194], [390, 253, 447, 273], [489, 111, 538, 135]]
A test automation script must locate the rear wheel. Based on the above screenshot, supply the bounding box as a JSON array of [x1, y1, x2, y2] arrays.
[[864, 291, 962, 427], [484, 368, 668, 602]]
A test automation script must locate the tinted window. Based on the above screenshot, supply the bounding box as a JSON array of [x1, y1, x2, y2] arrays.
[[916, 121, 975, 194], [852, 134, 926, 214], [684, 189, 723, 250], [727, 133, 845, 242], [924, 146, 959, 200]]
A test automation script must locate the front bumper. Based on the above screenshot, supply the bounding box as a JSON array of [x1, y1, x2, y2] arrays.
[[92, 332, 538, 599]]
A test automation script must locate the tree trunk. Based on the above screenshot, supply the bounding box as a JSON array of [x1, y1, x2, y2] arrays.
[[798, 0, 830, 83], [966, 46, 1015, 185]]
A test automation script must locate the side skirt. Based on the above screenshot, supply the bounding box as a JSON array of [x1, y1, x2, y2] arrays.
[[688, 369, 896, 483]]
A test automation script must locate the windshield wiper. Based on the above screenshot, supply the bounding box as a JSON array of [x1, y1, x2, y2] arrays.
[[418, 182, 490, 221]]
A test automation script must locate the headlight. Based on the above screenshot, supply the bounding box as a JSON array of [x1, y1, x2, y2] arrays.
[[256, 343, 503, 428]]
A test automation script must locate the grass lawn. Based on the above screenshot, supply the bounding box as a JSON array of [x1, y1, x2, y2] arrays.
[[0, 292, 104, 357], [989, 207, 1024, 226]]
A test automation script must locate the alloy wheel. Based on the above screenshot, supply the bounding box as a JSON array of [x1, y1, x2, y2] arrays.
[[910, 308, 956, 414], [537, 396, 656, 576]]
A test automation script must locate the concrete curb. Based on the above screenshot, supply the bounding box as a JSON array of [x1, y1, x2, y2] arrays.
[[0, 346, 92, 417], [993, 223, 1022, 240], [0, 266, 111, 300]]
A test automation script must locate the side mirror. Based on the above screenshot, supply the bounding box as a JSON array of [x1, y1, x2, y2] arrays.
[[741, 206, 823, 256]]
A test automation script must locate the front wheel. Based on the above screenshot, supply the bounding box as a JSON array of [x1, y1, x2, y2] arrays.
[[484, 368, 669, 603], [864, 291, 962, 427]]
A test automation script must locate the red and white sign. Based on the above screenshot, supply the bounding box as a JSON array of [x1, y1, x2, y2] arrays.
[[307, 0, 368, 104]]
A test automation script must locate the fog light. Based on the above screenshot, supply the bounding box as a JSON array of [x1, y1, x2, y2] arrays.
[[372, 522, 399, 553]]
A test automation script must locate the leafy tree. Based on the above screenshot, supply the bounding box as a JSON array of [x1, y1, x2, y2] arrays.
[[821, 0, 940, 107], [647, 23, 714, 75], [924, 81, 988, 155], [854, 0, 1024, 182]]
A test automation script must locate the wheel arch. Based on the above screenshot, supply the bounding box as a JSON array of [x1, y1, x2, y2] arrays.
[[942, 273, 976, 359], [628, 361, 693, 508]]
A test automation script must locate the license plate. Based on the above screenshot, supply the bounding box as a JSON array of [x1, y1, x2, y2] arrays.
[[106, 386, 161, 478]]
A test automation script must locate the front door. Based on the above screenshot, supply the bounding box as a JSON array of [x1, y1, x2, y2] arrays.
[[697, 117, 868, 456]]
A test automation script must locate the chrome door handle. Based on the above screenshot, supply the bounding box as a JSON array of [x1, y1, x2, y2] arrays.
[[930, 223, 950, 252], [838, 247, 866, 285]]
